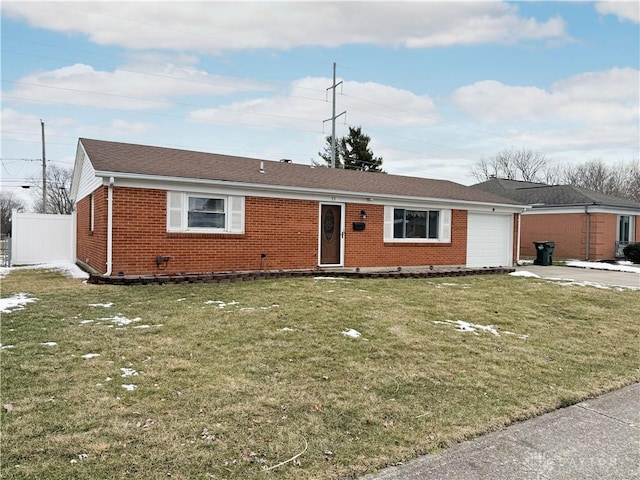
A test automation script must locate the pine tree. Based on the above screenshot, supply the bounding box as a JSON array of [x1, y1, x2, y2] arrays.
[[317, 126, 384, 172]]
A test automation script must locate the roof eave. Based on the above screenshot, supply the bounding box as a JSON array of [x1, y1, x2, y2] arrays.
[[94, 170, 526, 211]]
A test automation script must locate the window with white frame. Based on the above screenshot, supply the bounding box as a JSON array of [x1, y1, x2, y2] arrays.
[[618, 215, 634, 243], [384, 206, 451, 243], [188, 197, 225, 228], [167, 192, 244, 233]]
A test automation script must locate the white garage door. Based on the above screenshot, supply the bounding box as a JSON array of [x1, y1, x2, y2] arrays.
[[466, 213, 513, 268]]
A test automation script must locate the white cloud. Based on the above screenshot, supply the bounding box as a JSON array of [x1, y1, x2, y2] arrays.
[[1, 109, 45, 143], [448, 68, 640, 162], [4, 62, 272, 110], [2, 2, 569, 52], [188, 77, 438, 130], [451, 67, 640, 125], [107, 119, 153, 136], [596, 1, 640, 23]]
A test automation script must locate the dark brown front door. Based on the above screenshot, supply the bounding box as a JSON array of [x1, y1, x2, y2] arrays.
[[320, 204, 341, 264]]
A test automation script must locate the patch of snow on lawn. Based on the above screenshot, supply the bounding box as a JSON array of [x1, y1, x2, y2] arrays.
[[510, 271, 541, 278], [88, 302, 113, 308], [1, 293, 38, 313], [204, 300, 240, 308], [121, 384, 137, 391], [40, 342, 57, 347], [120, 368, 138, 377], [341, 328, 361, 339], [314, 276, 346, 281], [280, 327, 295, 332], [100, 316, 141, 326], [0, 262, 89, 279], [0, 344, 15, 350], [434, 320, 514, 337], [566, 260, 640, 274], [82, 353, 100, 359]]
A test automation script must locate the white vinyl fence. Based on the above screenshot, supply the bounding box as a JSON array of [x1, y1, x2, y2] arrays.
[[10, 210, 75, 265]]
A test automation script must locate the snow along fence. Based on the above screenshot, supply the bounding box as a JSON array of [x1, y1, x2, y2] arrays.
[[10, 210, 76, 265]]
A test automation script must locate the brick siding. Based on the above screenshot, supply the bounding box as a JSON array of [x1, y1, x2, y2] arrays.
[[344, 204, 467, 267], [77, 187, 474, 275], [76, 187, 108, 272], [521, 212, 639, 260]]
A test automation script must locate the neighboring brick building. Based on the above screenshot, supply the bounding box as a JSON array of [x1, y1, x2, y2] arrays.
[[70, 139, 524, 277], [472, 178, 640, 261]]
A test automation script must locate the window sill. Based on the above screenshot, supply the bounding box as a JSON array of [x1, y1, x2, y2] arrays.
[[167, 232, 245, 239], [384, 241, 451, 247]]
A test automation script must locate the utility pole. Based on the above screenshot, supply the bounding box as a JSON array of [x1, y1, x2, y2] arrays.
[[324, 62, 346, 168], [41, 119, 47, 213]]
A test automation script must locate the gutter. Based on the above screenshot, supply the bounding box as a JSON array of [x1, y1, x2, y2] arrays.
[[106, 176, 114, 276], [93, 171, 526, 212]]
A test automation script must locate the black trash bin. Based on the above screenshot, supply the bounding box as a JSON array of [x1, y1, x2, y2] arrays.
[[533, 241, 555, 266]]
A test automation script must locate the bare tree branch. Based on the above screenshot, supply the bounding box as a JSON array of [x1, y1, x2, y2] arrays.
[[0, 191, 26, 236], [471, 147, 548, 182], [29, 165, 73, 214]]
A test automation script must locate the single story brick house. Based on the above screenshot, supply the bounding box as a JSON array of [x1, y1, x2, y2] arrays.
[[472, 178, 640, 261], [70, 138, 525, 277]]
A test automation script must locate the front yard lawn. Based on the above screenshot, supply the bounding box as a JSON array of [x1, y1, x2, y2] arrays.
[[1, 268, 638, 479]]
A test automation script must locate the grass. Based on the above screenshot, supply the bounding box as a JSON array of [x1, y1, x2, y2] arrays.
[[1, 268, 639, 479]]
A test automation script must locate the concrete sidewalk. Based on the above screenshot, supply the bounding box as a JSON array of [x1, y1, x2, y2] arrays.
[[361, 383, 640, 480]]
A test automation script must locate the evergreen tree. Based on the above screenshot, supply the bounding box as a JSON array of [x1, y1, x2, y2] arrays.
[[317, 126, 384, 172]]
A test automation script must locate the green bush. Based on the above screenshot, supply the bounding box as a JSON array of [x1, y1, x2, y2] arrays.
[[622, 242, 640, 263]]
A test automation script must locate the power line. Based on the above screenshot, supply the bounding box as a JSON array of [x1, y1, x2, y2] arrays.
[[1, 48, 328, 98], [2, 79, 324, 126], [3, 45, 524, 148], [2, 51, 523, 158]]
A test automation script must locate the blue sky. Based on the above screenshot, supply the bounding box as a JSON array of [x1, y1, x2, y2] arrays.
[[1, 1, 639, 208]]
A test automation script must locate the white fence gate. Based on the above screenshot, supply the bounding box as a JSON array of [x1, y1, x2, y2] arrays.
[[10, 210, 75, 265]]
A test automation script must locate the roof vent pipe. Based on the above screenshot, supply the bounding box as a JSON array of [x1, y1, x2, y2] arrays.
[[259, 161, 265, 174]]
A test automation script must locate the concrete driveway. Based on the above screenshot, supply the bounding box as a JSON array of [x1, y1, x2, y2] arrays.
[[515, 264, 640, 289]]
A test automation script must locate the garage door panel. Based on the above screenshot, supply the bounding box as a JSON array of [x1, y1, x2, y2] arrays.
[[466, 214, 512, 268]]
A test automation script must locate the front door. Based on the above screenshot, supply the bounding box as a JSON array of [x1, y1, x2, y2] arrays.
[[320, 204, 342, 265]]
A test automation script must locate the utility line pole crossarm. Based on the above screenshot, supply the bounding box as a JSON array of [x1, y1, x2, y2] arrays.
[[323, 62, 346, 168]]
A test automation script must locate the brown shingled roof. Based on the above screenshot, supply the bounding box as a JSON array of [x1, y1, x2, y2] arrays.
[[80, 138, 522, 206]]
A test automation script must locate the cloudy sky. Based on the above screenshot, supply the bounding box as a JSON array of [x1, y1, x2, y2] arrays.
[[1, 1, 639, 207]]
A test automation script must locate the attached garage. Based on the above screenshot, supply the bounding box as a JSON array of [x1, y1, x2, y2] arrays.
[[466, 213, 513, 268]]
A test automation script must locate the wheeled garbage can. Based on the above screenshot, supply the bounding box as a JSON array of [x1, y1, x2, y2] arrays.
[[533, 241, 555, 266]]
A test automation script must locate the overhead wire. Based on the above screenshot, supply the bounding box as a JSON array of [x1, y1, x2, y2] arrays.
[[2, 1, 537, 163], [1, 79, 324, 126]]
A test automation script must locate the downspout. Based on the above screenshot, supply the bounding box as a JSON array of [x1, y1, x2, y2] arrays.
[[516, 210, 523, 265], [105, 176, 114, 276], [585, 205, 590, 261]]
